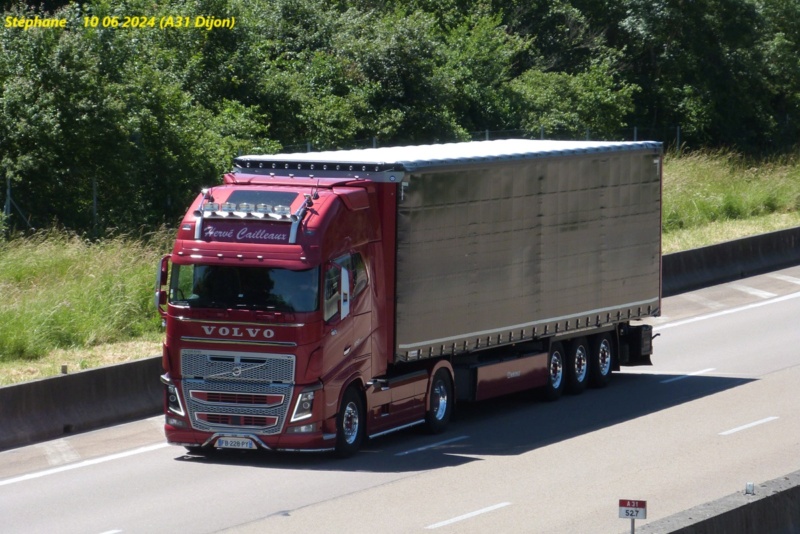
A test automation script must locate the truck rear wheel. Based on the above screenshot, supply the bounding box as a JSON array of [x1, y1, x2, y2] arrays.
[[335, 386, 365, 458], [565, 337, 589, 394], [425, 369, 453, 434], [541, 341, 566, 401], [590, 333, 614, 388]]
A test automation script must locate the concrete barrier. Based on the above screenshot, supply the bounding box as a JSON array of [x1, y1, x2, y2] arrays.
[[0, 356, 162, 451], [662, 226, 800, 297], [633, 470, 800, 534]]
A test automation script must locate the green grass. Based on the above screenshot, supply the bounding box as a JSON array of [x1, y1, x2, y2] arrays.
[[662, 150, 800, 233], [1, 150, 799, 385], [0, 229, 172, 383]]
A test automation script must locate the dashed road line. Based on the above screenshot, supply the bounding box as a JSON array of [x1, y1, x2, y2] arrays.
[[767, 273, 800, 286], [728, 284, 777, 299], [680, 292, 725, 310], [660, 368, 716, 384], [37, 439, 81, 466], [425, 502, 512, 529], [719, 417, 779, 436]]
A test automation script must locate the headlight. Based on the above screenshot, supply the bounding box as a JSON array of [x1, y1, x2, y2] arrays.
[[290, 387, 319, 422], [162, 374, 185, 416]]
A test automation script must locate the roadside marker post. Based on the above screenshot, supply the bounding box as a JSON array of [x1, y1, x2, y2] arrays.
[[619, 499, 647, 533]]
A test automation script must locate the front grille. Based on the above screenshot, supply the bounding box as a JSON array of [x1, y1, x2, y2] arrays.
[[180, 349, 295, 383], [196, 413, 279, 429], [184, 379, 293, 435], [179, 349, 296, 435]]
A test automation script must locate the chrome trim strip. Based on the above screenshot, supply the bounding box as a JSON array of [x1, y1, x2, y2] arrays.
[[176, 316, 305, 328], [180, 336, 297, 347], [368, 419, 425, 439], [189, 390, 285, 408], [195, 413, 279, 430], [398, 298, 660, 349]]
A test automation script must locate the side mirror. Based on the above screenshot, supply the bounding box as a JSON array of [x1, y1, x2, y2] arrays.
[[154, 255, 170, 318]]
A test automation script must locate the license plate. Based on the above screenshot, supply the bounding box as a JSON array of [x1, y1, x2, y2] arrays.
[[216, 437, 256, 450]]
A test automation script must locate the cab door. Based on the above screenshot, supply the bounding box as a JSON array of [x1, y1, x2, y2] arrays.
[[321, 260, 357, 393]]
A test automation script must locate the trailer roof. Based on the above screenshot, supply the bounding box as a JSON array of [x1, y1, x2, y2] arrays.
[[233, 139, 662, 176]]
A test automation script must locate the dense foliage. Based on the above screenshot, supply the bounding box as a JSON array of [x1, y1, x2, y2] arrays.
[[1, 0, 799, 233]]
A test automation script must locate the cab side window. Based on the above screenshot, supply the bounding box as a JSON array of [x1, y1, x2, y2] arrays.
[[324, 252, 369, 322]]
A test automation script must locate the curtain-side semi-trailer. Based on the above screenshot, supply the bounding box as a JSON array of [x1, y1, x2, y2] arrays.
[[155, 139, 662, 457]]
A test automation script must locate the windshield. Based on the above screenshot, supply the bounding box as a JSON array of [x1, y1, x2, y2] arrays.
[[169, 264, 319, 312]]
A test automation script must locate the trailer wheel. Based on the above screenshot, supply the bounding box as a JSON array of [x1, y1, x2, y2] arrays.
[[590, 333, 614, 388], [425, 369, 453, 434], [335, 386, 365, 458], [541, 341, 566, 401], [565, 337, 589, 394]]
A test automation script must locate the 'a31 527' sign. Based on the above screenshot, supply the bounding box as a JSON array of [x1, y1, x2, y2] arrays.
[[618, 499, 647, 519]]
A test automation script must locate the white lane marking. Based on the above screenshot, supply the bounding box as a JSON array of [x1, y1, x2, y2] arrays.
[[98, 530, 123, 534], [680, 292, 725, 310], [0, 443, 169, 487], [719, 417, 779, 436], [728, 284, 777, 299], [767, 273, 800, 285], [37, 439, 81, 466], [425, 502, 512, 529], [655, 291, 800, 331], [660, 368, 716, 384], [396, 436, 469, 456]]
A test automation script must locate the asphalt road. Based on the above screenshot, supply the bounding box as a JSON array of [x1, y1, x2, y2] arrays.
[[2, 266, 799, 534]]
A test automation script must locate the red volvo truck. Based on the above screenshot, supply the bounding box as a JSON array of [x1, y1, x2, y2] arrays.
[[155, 139, 662, 457]]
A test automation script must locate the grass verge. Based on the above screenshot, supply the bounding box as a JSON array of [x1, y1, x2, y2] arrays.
[[0, 228, 171, 385]]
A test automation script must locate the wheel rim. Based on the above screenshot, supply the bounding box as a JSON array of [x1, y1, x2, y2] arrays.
[[574, 345, 588, 382], [598, 339, 612, 376], [342, 401, 360, 445], [550, 351, 563, 388], [431, 379, 449, 421]]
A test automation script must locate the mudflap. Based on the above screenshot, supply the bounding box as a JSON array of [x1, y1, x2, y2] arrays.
[[619, 324, 654, 367]]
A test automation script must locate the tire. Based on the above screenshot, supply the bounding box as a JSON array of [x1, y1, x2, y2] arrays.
[[335, 386, 365, 458], [541, 341, 566, 401], [425, 369, 453, 434], [565, 337, 589, 394], [589, 333, 614, 388]]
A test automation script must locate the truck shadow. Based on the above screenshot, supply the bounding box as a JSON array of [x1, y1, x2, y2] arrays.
[[174, 371, 753, 472]]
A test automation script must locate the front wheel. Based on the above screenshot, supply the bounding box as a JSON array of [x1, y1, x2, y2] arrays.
[[425, 369, 453, 434], [335, 386, 365, 458]]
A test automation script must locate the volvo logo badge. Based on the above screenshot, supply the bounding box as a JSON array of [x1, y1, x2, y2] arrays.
[[232, 366, 242, 377]]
